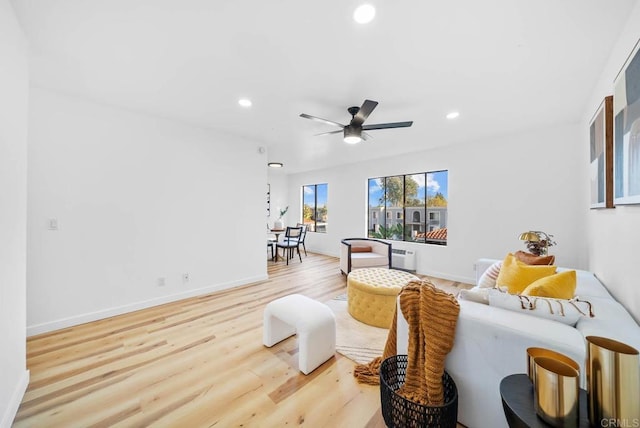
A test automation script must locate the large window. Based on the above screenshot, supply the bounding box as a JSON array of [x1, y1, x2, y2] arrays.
[[368, 171, 448, 245], [302, 183, 328, 233]]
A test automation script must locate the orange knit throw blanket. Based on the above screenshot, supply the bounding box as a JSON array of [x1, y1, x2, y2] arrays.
[[353, 279, 460, 406]]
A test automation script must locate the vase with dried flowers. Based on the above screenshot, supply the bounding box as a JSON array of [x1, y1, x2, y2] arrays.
[[273, 206, 288, 230], [519, 231, 556, 256]]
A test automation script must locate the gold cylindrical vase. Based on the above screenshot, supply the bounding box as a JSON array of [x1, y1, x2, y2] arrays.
[[586, 336, 640, 426], [534, 357, 580, 427], [534, 357, 580, 428], [527, 347, 580, 383]]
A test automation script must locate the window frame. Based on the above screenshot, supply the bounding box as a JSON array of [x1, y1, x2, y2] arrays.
[[302, 183, 328, 233], [367, 170, 448, 245]]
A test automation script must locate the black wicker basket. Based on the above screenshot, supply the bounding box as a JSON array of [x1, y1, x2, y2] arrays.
[[380, 355, 458, 428]]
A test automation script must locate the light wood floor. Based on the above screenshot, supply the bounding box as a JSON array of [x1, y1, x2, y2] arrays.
[[15, 253, 470, 427]]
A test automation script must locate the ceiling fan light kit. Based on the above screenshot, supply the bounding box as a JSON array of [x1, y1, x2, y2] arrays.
[[300, 99, 412, 145], [353, 4, 376, 24], [343, 127, 362, 144]]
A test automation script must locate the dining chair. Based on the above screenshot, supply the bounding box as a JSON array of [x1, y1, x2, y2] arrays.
[[293, 223, 308, 256], [275, 226, 303, 265], [267, 240, 276, 261]]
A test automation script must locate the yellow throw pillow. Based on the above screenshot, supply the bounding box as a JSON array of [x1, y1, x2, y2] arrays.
[[521, 270, 577, 300], [495, 253, 557, 294]]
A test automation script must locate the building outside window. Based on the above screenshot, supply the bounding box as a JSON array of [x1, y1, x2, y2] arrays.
[[302, 183, 328, 233], [367, 170, 448, 245]]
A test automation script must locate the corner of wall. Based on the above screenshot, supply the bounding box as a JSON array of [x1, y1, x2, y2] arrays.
[[0, 370, 29, 428]]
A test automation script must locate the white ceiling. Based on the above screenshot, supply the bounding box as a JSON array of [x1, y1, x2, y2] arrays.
[[11, 0, 638, 174]]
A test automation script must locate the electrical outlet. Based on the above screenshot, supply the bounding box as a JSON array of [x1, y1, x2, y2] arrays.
[[182, 273, 190, 283], [157, 277, 166, 287], [48, 218, 58, 230]]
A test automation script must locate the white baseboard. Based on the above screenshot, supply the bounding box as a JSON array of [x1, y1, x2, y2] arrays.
[[26, 274, 268, 336], [1, 369, 29, 428], [306, 248, 339, 258]]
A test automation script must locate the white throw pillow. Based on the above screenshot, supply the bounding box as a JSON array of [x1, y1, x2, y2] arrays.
[[458, 287, 490, 305], [487, 288, 594, 326], [478, 261, 502, 288]]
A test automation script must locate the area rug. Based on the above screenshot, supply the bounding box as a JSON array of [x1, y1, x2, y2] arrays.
[[326, 278, 472, 365], [325, 295, 388, 365]]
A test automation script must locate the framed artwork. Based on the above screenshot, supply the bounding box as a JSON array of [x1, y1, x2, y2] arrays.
[[267, 184, 271, 217], [613, 38, 640, 205], [589, 96, 614, 208]]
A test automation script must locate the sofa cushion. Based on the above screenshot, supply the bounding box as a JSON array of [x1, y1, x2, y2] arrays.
[[522, 270, 576, 299], [350, 252, 388, 269], [488, 288, 592, 326], [556, 268, 613, 299], [351, 245, 372, 253], [496, 253, 557, 294], [575, 296, 640, 351], [478, 261, 502, 288]]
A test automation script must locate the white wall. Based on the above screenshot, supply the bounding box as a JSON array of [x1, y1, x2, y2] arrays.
[[584, 2, 640, 323], [27, 87, 268, 334], [0, 1, 29, 426], [287, 123, 587, 284]]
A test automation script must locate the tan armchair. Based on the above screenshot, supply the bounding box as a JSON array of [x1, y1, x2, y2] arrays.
[[340, 238, 392, 274]]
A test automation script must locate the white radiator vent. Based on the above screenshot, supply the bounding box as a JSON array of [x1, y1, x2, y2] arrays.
[[391, 248, 416, 272]]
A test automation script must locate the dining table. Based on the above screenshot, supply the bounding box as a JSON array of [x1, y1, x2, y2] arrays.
[[269, 228, 285, 261]]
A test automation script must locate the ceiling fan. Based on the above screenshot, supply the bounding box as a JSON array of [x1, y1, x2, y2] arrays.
[[300, 99, 413, 144]]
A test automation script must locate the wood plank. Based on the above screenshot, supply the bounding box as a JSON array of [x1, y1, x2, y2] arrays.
[[15, 253, 470, 427]]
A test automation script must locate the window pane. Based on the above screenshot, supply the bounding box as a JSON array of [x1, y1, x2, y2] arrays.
[[425, 170, 448, 245], [405, 173, 426, 242], [303, 185, 315, 232], [316, 183, 328, 233], [368, 178, 383, 238], [384, 176, 403, 241]]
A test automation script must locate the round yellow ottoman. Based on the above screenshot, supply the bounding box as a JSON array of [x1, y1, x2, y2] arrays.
[[347, 268, 419, 328]]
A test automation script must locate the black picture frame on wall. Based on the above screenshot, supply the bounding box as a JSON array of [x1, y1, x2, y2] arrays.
[[613, 38, 640, 205], [590, 95, 614, 209], [267, 184, 271, 217]]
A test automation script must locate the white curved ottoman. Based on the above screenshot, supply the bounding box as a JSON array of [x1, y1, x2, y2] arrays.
[[263, 294, 336, 375]]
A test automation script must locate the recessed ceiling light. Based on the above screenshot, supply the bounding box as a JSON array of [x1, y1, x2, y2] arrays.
[[268, 162, 284, 168], [446, 111, 460, 120], [238, 98, 252, 108], [354, 4, 376, 24]]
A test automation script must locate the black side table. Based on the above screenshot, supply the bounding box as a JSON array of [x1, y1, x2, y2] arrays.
[[500, 374, 590, 428]]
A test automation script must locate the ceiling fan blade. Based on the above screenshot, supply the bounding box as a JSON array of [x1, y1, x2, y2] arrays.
[[352, 99, 378, 126], [362, 121, 413, 131], [300, 113, 345, 128], [361, 131, 373, 141], [315, 129, 343, 137]]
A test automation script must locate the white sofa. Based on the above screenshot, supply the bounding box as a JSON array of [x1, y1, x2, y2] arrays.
[[397, 258, 640, 428], [339, 238, 391, 274]]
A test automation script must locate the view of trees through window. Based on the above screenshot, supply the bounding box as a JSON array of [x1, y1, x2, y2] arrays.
[[302, 183, 328, 233], [368, 171, 448, 245]]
